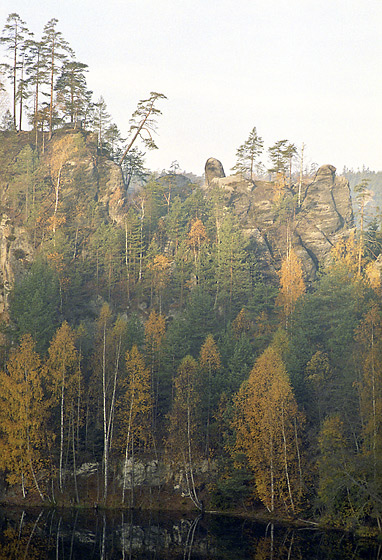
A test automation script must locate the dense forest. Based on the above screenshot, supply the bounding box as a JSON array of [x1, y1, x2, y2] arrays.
[[1, 13, 382, 536]]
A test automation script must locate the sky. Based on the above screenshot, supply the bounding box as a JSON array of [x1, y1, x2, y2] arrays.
[[0, 0, 381, 176]]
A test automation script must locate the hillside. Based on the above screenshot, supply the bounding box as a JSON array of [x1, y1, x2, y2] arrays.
[[1, 130, 382, 534], [0, 132, 355, 326]]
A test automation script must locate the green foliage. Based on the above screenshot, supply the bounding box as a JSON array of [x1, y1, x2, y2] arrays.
[[232, 126, 264, 180], [9, 257, 60, 354], [210, 460, 253, 510], [287, 267, 366, 404]]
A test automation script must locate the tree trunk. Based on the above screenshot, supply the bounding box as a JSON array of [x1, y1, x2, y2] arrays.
[[281, 404, 294, 512], [59, 373, 65, 492]]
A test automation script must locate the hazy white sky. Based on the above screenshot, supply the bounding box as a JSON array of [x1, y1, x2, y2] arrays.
[[1, 0, 381, 175]]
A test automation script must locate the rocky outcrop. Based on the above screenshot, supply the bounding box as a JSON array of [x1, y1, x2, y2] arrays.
[[0, 131, 128, 317], [204, 163, 354, 280], [0, 215, 33, 320], [296, 165, 353, 272], [205, 157, 225, 186], [99, 159, 127, 224]]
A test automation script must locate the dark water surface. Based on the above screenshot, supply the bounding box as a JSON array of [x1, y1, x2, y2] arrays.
[[0, 507, 380, 559]]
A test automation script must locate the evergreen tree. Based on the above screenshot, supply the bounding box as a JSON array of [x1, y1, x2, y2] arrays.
[[25, 38, 47, 144], [55, 59, 92, 127], [119, 91, 167, 166], [232, 126, 263, 181], [268, 139, 297, 186], [9, 258, 60, 355], [41, 18, 73, 138], [121, 147, 147, 189], [0, 13, 31, 130], [93, 96, 112, 151]]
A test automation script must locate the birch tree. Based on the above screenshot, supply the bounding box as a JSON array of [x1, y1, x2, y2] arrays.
[[276, 247, 305, 329], [45, 321, 78, 493], [93, 306, 126, 503], [233, 345, 304, 513], [167, 355, 203, 510], [0, 335, 47, 500], [118, 345, 152, 504]]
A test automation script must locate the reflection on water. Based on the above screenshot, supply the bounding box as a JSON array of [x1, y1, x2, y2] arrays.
[[0, 507, 380, 559]]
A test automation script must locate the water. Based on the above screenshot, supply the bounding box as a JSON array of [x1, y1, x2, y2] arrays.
[[0, 507, 380, 559]]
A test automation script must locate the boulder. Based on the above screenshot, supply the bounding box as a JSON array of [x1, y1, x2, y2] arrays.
[[205, 157, 225, 186]]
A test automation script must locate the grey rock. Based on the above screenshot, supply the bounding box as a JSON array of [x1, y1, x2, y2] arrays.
[[205, 157, 225, 186], [207, 162, 354, 281]]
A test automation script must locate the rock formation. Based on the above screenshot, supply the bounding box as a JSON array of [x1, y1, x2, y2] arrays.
[[0, 131, 127, 320], [205, 157, 225, 186], [204, 160, 354, 281]]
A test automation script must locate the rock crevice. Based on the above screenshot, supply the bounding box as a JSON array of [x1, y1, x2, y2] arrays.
[[204, 160, 354, 280]]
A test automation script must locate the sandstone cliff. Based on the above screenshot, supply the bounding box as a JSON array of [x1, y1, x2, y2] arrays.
[[204, 158, 354, 281], [0, 130, 126, 320]]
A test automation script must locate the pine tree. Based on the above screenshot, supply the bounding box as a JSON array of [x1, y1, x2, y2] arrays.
[[0, 13, 31, 130], [41, 18, 73, 138], [213, 213, 252, 319], [25, 38, 48, 145], [9, 258, 60, 355], [93, 96, 112, 151], [55, 60, 92, 127], [232, 126, 263, 181], [199, 334, 221, 458], [119, 91, 167, 166], [268, 139, 297, 186]]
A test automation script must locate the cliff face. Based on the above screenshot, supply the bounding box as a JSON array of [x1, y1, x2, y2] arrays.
[[0, 135, 355, 321], [204, 160, 354, 280], [0, 130, 126, 321]]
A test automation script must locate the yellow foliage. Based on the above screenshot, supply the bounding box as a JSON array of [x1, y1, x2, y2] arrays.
[[0, 335, 49, 494], [232, 308, 254, 339], [144, 310, 166, 354], [273, 172, 286, 202], [199, 334, 221, 372], [233, 345, 303, 512], [167, 355, 200, 461], [117, 345, 153, 450], [276, 248, 305, 321], [49, 134, 78, 182], [364, 261, 381, 290], [188, 218, 207, 249], [329, 231, 358, 275]]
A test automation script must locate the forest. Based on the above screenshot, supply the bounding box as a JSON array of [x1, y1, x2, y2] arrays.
[[1, 13, 382, 535]]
